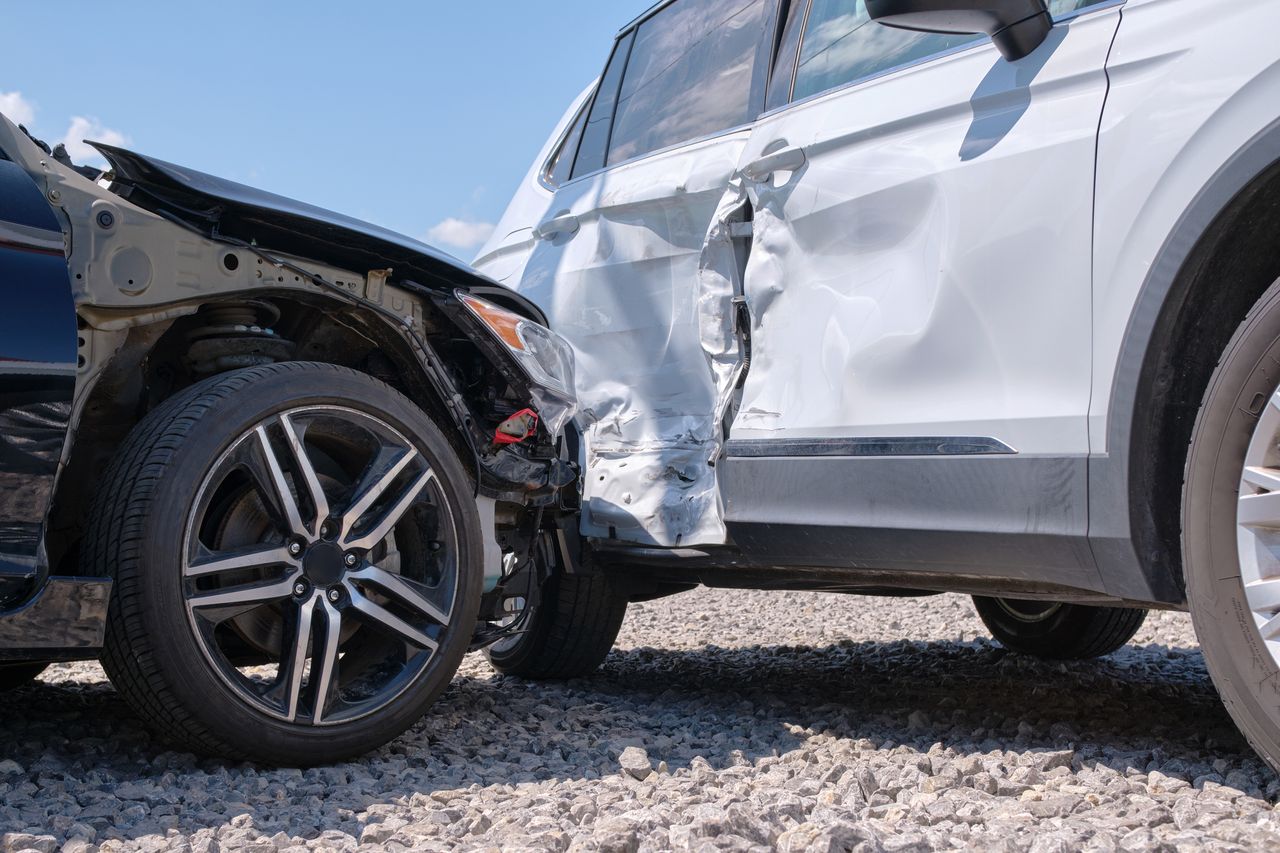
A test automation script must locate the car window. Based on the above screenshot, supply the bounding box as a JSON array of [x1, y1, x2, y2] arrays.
[[606, 0, 771, 167], [1048, 0, 1112, 15], [780, 0, 1112, 106], [572, 32, 635, 180], [544, 100, 590, 188], [791, 0, 981, 103]]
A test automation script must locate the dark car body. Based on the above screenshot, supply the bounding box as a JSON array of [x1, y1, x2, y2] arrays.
[[0, 115, 575, 663]]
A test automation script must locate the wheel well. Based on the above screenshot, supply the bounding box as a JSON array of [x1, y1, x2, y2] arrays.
[[1133, 158, 1280, 597], [47, 293, 487, 576]]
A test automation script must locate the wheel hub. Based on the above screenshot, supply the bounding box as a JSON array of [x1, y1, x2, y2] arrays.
[[302, 541, 346, 586], [181, 405, 459, 726]]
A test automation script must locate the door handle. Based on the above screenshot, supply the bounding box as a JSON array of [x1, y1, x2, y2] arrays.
[[533, 213, 580, 241], [741, 144, 807, 182]]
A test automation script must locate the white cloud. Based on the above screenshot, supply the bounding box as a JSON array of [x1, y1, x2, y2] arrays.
[[425, 218, 495, 253], [59, 116, 128, 165], [0, 91, 36, 128]]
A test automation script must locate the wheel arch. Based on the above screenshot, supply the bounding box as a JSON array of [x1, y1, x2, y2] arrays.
[[47, 289, 479, 578], [1096, 117, 1280, 605]]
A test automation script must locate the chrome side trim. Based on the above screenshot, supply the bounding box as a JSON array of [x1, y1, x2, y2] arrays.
[[723, 436, 1018, 458]]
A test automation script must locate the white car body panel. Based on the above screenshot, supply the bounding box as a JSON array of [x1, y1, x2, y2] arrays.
[[730, 8, 1118, 457], [502, 131, 753, 547], [479, 0, 1280, 571], [1090, 0, 1280, 450]]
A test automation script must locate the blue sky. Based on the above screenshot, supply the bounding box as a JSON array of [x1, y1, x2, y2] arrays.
[[0, 1, 652, 258]]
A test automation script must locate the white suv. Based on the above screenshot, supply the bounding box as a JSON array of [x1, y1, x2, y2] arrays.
[[476, 0, 1280, 772]]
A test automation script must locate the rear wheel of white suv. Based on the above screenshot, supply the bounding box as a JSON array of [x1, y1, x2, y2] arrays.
[[1185, 277, 1280, 774], [485, 534, 627, 679], [972, 596, 1146, 659], [86, 362, 482, 765]]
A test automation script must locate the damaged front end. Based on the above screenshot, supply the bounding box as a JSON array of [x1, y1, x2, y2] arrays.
[[0, 116, 583, 648]]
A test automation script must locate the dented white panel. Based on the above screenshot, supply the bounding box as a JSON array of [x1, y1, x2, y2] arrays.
[[480, 10, 1120, 550], [496, 132, 751, 547], [732, 11, 1119, 457]]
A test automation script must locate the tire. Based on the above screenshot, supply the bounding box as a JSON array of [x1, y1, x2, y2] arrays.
[[972, 596, 1147, 660], [86, 362, 483, 765], [0, 662, 47, 691], [1185, 277, 1280, 774], [485, 538, 627, 679]]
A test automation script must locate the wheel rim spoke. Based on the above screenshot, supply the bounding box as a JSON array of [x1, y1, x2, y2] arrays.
[[1245, 577, 1280, 616], [311, 599, 343, 724], [1243, 466, 1280, 493], [185, 544, 297, 579], [346, 564, 450, 625], [1238, 491, 1280, 528], [281, 594, 317, 721], [189, 573, 301, 620], [1237, 388, 1280, 662], [1259, 612, 1280, 641], [341, 468, 435, 552], [255, 426, 309, 538], [345, 585, 438, 650], [280, 414, 330, 534], [339, 448, 419, 543]]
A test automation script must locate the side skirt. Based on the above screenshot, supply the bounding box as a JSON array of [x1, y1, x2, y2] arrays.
[[716, 451, 1162, 603]]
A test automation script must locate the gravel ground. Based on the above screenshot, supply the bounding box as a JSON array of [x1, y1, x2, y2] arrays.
[[3, 589, 1280, 852]]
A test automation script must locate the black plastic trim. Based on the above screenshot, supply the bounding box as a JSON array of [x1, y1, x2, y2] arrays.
[[721, 453, 1121, 600], [0, 577, 110, 660], [725, 436, 1016, 458]]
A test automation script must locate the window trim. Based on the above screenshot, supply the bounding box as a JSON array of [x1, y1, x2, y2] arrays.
[[759, 0, 1126, 121], [538, 97, 592, 191], [566, 29, 635, 183], [555, 121, 759, 190]]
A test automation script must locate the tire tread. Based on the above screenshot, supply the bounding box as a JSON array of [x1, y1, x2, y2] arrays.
[[488, 572, 627, 680], [89, 362, 416, 759]]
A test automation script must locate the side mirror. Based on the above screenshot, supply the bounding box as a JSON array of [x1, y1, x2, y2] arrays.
[[866, 0, 1053, 62]]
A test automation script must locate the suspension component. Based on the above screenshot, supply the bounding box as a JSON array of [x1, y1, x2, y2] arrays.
[[185, 300, 295, 375]]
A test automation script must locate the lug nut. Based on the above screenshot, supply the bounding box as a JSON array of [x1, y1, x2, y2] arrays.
[[289, 542, 303, 556], [344, 553, 359, 567], [293, 582, 307, 596], [328, 588, 341, 603]]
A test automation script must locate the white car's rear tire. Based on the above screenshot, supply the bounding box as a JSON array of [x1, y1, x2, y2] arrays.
[[1185, 276, 1280, 773]]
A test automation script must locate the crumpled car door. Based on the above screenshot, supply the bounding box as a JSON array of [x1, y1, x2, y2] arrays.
[[507, 0, 778, 548]]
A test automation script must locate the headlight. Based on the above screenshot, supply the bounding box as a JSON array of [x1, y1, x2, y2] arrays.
[[457, 291, 578, 437]]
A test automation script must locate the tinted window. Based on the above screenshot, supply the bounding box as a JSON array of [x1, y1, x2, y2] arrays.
[[606, 0, 770, 166], [545, 100, 589, 188], [572, 32, 635, 179], [765, 0, 808, 112], [1049, 0, 1111, 15], [791, 0, 980, 103]]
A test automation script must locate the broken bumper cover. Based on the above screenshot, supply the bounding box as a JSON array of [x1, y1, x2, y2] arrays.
[[0, 576, 111, 661]]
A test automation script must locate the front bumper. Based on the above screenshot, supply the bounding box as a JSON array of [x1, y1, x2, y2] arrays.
[[0, 576, 110, 661]]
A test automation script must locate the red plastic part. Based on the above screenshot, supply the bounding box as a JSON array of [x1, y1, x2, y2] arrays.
[[494, 408, 539, 445]]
